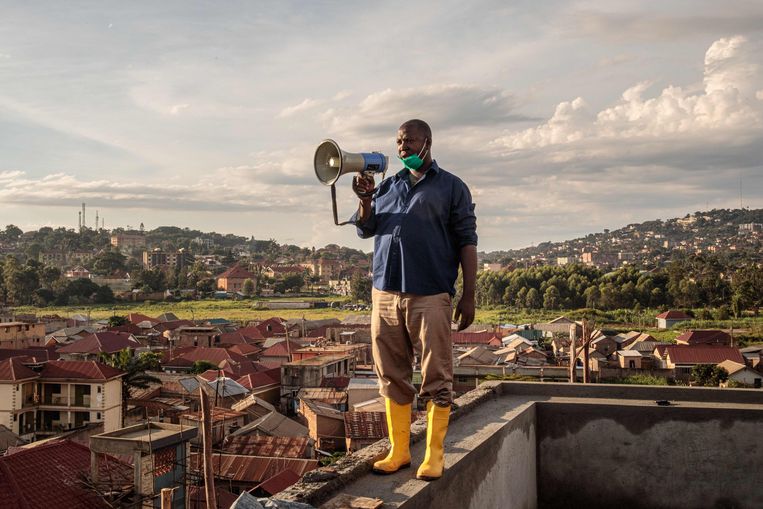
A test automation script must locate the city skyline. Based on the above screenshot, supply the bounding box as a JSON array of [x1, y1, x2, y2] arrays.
[[1, 1, 762, 252]]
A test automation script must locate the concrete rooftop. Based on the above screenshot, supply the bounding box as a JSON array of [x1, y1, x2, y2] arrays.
[[278, 381, 763, 509]]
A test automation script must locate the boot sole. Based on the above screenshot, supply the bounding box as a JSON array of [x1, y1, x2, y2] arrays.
[[372, 462, 411, 475], [416, 473, 442, 481]]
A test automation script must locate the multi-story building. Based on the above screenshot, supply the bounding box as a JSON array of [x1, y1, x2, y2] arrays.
[[142, 248, 193, 270], [0, 358, 124, 440], [110, 232, 147, 252], [0, 322, 47, 349], [217, 264, 256, 292]]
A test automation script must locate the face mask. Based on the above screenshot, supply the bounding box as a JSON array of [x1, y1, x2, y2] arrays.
[[398, 140, 428, 171]]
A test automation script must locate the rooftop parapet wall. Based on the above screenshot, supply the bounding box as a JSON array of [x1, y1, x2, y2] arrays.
[[279, 382, 762, 509]]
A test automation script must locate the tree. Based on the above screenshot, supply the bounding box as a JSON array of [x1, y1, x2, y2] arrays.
[[525, 287, 541, 309], [350, 272, 372, 303], [691, 364, 729, 387], [108, 315, 129, 327], [242, 278, 255, 296], [98, 349, 161, 418], [191, 360, 217, 374], [91, 250, 127, 276], [543, 285, 560, 310], [2, 224, 23, 241]]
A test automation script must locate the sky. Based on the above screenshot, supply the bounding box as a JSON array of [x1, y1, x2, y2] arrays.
[[1, 0, 762, 252]]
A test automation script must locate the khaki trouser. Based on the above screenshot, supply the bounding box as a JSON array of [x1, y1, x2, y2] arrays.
[[371, 288, 453, 407]]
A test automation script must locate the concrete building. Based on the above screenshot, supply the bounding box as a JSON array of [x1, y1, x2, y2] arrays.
[[216, 264, 256, 293], [110, 232, 147, 252], [655, 310, 692, 329], [277, 382, 763, 509], [0, 322, 47, 349], [0, 359, 124, 440], [91, 422, 197, 509], [142, 248, 193, 270]]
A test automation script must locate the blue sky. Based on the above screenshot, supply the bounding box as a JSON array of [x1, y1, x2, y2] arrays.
[[1, 1, 762, 251]]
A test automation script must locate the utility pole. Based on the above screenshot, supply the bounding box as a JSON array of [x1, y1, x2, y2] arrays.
[[199, 387, 217, 509]]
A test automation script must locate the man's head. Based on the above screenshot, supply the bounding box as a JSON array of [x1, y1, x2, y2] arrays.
[[397, 119, 433, 172]]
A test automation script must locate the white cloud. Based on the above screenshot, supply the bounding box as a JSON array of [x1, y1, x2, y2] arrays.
[[495, 36, 763, 155], [325, 84, 529, 138], [278, 98, 322, 118], [169, 103, 189, 115]]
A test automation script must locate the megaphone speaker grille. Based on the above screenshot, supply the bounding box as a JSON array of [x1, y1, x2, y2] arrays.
[[314, 139, 342, 185]]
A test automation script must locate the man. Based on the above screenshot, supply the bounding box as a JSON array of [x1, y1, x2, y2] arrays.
[[351, 119, 477, 481]]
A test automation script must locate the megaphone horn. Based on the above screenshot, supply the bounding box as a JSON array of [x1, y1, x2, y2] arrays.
[[314, 139, 388, 186], [313, 139, 389, 226]]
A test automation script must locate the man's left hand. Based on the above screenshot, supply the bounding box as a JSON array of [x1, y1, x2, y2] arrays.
[[454, 296, 475, 331]]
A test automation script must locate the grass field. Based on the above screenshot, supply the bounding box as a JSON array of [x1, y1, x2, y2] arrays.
[[13, 300, 763, 343]]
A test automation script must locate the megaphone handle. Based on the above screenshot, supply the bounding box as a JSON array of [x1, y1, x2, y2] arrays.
[[330, 183, 354, 226]]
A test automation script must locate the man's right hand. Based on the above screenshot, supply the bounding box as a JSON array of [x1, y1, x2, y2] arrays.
[[352, 174, 375, 199]]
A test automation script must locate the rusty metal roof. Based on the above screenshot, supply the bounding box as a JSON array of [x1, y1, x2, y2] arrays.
[[221, 435, 311, 458], [297, 387, 347, 405], [189, 452, 318, 483], [253, 468, 301, 496], [344, 411, 388, 440]]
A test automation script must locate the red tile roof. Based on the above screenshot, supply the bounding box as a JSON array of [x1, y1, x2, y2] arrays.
[[254, 469, 301, 496], [344, 411, 388, 440], [237, 370, 280, 390], [107, 323, 144, 335], [172, 347, 252, 367], [665, 346, 745, 365], [127, 313, 159, 326], [153, 320, 195, 333], [57, 332, 141, 354], [675, 330, 732, 346], [255, 318, 288, 338], [39, 360, 124, 380], [0, 347, 59, 363], [0, 439, 132, 509], [260, 340, 303, 358], [0, 358, 38, 382], [217, 264, 256, 280], [235, 326, 265, 341], [229, 343, 263, 357], [221, 435, 311, 458], [656, 310, 692, 320]]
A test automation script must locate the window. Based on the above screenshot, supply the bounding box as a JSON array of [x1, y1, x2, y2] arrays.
[[96, 412, 101, 420], [97, 386, 102, 393], [629, 360, 636, 368]]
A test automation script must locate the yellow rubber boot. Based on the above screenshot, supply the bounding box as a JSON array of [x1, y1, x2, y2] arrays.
[[416, 401, 450, 481], [373, 398, 412, 474]]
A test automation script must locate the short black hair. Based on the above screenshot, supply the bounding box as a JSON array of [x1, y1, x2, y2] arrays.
[[400, 119, 432, 141]]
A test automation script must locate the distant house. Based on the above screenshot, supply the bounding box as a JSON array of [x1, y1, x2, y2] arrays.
[[299, 398, 346, 452], [655, 310, 692, 329], [0, 322, 47, 349], [717, 361, 763, 388], [617, 350, 643, 369], [64, 265, 91, 279], [660, 345, 745, 380], [675, 330, 732, 347], [451, 331, 503, 348], [216, 265, 256, 293], [457, 346, 500, 366], [57, 331, 141, 361]]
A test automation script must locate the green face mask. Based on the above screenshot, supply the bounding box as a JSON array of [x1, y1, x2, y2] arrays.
[[398, 140, 428, 171]]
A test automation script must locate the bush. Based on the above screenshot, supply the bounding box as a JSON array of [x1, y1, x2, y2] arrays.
[[609, 374, 668, 386]]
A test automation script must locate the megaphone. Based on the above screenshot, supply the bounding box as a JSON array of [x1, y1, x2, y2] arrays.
[[313, 139, 389, 225]]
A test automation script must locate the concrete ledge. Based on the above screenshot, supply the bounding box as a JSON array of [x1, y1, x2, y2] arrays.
[[278, 382, 505, 507], [501, 381, 763, 404]]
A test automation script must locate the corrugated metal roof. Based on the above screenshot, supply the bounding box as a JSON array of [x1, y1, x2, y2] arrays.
[[253, 469, 301, 496], [298, 387, 347, 405], [666, 345, 745, 365], [189, 453, 318, 483], [0, 439, 132, 509], [222, 435, 311, 458], [344, 411, 387, 440]]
